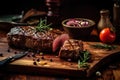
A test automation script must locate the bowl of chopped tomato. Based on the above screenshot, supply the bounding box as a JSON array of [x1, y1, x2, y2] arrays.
[[62, 18, 95, 40]]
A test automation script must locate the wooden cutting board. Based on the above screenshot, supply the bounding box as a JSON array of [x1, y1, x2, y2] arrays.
[[0, 37, 120, 78]]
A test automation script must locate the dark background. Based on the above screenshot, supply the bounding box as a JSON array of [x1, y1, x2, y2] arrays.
[[0, 0, 114, 22]]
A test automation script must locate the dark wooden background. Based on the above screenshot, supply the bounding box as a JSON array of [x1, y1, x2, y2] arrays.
[[0, 0, 114, 21]]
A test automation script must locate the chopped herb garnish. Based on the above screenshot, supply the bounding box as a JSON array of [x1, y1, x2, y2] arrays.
[[90, 44, 117, 50], [36, 18, 52, 32], [78, 50, 90, 68], [78, 60, 89, 68]]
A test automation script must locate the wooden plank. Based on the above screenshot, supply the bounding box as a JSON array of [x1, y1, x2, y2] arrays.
[[0, 37, 120, 77]]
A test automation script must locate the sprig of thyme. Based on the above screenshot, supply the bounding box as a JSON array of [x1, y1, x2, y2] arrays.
[[90, 44, 117, 50], [36, 18, 52, 32], [78, 50, 90, 68]]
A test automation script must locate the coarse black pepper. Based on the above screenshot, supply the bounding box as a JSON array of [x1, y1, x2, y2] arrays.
[[33, 61, 37, 65], [41, 56, 45, 60], [33, 58, 36, 61], [0, 53, 3, 57], [14, 51, 17, 54], [36, 58, 40, 62], [50, 59, 53, 62], [27, 54, 31, 57], [7, 48, 11, 52]]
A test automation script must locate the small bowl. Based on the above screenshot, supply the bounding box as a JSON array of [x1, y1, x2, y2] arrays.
[[62, 18, 95, 40]]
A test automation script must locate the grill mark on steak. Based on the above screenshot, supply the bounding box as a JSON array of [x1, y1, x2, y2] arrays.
[[59, 39, 83, 61], [7, 26, 63, 52]]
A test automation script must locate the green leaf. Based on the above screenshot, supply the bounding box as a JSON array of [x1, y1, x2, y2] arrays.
[[78, 50, 90, 68], [90, 44, 117, 50], [36, 18, 52, 32]]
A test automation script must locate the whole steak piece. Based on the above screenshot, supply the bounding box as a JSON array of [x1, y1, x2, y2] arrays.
[[7, 26, 63, 52]]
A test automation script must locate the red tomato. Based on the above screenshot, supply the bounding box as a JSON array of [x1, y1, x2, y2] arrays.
[[99, 28, 116, 43]]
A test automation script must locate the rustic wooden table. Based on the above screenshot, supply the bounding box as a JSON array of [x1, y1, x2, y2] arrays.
[[0, 65, 120, 80], [0, 30, 120, 80]]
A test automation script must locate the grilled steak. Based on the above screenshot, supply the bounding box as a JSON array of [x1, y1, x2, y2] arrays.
[[59, 39, 83, 61], [7, 26, 63, 52]]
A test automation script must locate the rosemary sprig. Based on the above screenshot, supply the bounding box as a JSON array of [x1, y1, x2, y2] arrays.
[[36, 18, 52, 32], [90, 44, 117, 50], [78, 50, 90, 68]]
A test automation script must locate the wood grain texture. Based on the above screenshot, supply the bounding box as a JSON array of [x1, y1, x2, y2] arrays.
[[0, 32, 120, 79], [0, 36, 120, 78]]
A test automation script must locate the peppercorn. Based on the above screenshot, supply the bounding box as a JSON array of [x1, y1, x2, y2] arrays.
[[33, 61, 37, 65], [0, 53, 3, 57], [37, 58, 40, 62], [14, 51, 17, 54], [41, 56, 45, 60], [27, 54, 31, 57], [7, 48, 11, 52], [50, 59, 53, 62]]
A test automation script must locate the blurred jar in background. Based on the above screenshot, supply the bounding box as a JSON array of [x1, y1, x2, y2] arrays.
[[45, 0, 62, 28], [97, 9, 114, 33], [113, 0, 120, 42]]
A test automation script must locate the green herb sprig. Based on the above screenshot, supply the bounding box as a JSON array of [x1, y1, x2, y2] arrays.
[[36, 18, 52, 32], [78, 50, 90, 68], [91, 44, 117, 50]]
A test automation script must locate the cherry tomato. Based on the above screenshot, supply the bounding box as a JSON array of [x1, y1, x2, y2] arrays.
[[99, 28, 116, 43]]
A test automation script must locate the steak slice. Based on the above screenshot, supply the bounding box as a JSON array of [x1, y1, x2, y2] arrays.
[[7, 26, 63, 52], [59, 39, 83, 61]]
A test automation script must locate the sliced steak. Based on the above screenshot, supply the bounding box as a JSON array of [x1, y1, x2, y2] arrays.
[[59, 39, 83, 61]]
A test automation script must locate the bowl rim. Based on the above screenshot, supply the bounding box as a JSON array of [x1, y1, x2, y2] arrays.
[[62, 18, 95, 28]]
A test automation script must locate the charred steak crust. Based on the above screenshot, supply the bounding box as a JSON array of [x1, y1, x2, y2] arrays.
[[7, 26, 63, 52], [59, 39, 83, 61]]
